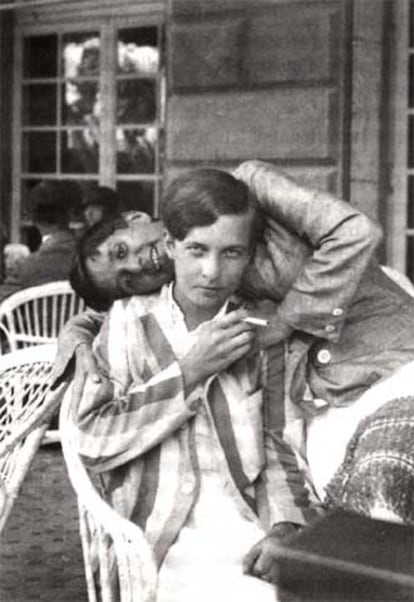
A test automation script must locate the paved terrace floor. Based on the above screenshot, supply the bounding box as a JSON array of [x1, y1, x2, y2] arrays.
[[0, 444, 88, 602]]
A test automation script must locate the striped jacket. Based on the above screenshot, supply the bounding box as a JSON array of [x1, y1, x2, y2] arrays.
[[76, 289, 318, 568]]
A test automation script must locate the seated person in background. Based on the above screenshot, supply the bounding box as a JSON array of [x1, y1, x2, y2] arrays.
[[0, 180, 78, 302], [65, 168, 318, 599], [54, 161, 414, 526], [82, 185, 120, 229]]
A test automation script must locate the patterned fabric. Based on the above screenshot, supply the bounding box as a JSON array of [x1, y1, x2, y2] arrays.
[[325, 396, 414, 524], [75, 285, 318, 569]]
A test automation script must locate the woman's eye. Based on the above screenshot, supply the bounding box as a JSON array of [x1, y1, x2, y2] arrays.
[[224, 249, 242, 258], [188, 245, 204, 257], [114, 242, 128, 259]]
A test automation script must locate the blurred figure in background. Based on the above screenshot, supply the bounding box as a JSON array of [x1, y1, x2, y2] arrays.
[[82, 185, 120, 229], [0, 180, 78, 302], [3, 243, 30, 283]]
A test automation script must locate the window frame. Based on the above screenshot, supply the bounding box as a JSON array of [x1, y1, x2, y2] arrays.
[[12, 9, 166, 241], [389, 0, 410, 273]]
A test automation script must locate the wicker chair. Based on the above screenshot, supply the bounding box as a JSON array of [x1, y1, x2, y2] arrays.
[[0, 280, 87, 352], [59, 388, 158, 602], [0, 343, 58, 533]]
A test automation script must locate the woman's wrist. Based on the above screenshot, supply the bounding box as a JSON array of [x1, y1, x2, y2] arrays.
[[270, 521, 303, 540]]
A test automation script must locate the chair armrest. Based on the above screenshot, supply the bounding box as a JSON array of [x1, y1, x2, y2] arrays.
[[59, 389, 158, 602]]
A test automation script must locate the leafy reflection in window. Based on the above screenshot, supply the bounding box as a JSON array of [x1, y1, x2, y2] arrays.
[[115, 27, 160, 180], [62, 34, 100, 174], [18, 22, 164, 233], [61, 30, 160, 180]]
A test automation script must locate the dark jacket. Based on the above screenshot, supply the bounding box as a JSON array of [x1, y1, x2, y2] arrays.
[[0, 230, 77, 302]]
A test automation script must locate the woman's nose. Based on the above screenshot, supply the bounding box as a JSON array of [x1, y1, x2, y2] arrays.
[[201, 254, 220, 279]]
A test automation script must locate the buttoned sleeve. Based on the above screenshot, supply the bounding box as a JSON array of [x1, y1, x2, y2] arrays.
[[75, 298, 201, 472], [234, 160, 382, 342]]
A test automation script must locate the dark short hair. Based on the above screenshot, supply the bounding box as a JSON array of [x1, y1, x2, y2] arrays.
[[29, 181, 70, 227], [70, 214, 130, 311], [82, 185, 119, 214], [161, 168, 263, 247]]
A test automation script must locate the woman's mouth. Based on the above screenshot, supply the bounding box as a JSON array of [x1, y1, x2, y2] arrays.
[[150, 243, 161, 272], [198, 286, 222, 296]]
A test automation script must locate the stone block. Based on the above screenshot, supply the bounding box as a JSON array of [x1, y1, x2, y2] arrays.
[[245, 4, 339, 84], [169, 17, 244, 90], [167, 88, 338, 162]]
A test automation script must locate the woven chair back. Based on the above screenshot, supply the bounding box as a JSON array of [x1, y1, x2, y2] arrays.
[[0, 281, 87, 351], [0, 344, 58, 533]]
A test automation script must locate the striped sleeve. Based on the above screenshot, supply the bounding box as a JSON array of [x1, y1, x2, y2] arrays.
[[76, 299, 202, 472], [258, 343, 320, 528], [260, 430, 320, 527]]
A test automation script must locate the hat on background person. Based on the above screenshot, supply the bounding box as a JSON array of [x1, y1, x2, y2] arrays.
[[82, 185, 120, 228]]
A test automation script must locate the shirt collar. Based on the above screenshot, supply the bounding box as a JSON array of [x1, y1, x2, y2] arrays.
[[163, 282, 240, 331]]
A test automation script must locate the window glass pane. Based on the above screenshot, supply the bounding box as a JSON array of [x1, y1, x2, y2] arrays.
[[408, 176, 414, 228], [117, 27, 159, 75], [23, 35, 57, 78], [62, 81, 100, 126], [117, 79, 156, 124], [408, 116, 414, 168], [406, 235, 414, 282], [61, 130, 99, 174], [22, 132, 56, 173], [62, 32, 100, 78], [410, 0, 414, 48], [116, 127, 156, 174], [23, 84, 57, 126], [117, 180, 155, 216], [409, 56, 414, 108]]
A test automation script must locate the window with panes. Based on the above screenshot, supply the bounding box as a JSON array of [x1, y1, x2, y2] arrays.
[[13, 16, 165, 240], [391, 0, 414, 278]]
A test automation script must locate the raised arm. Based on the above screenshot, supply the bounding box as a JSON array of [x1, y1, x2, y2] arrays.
[[234, 160, 382, 343], [76, 301, 254, 472]]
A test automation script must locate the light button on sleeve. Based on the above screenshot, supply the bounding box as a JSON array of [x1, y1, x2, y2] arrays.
[[325, 324, 336, 333], [316, 349, 332, 365], [332, 308, 344, 317]]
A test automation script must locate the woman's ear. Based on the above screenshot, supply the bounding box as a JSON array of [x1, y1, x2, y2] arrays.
[[164, 229, 175, 259]]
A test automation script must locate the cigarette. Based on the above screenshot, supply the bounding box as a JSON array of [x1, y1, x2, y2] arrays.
[[242, 316, 269, 327]]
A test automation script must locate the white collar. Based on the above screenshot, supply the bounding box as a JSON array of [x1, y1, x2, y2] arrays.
[[164, 282, 231, 333]]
